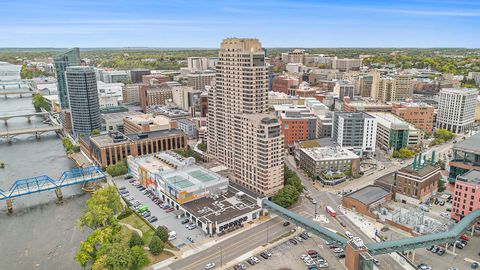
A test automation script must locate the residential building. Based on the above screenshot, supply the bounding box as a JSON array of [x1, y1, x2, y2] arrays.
[[298, 146, 360, 185], [451, 170, 480, 221], [281, 49, 306, 64], [317, 112, 333, 138], [123, 114, 173, 135], [142, 74, 169, 85], [468, 72, 480, 86], [332, 58, 362, 72], [286, 63, 303, 73], [271, 75, 299, 93], [342, 97, 392, 113], [369, 112, 423, 151], [177, 118, 197, 139], [81, 129, 187, 167], [200, 91, 208, 117], [334, 80, 355, 99], [274, 105, 317, 146], [139, 83, 174, 113], [355, 73, 377, 97], [392, 102, 434, 133], [373, 75, 412, 102], [332, 112, 377, 156], [187, 57, 218, 71], [65, 66, 101, 136], [53, 48, 81, 108], [130, 68, 150, 84], [436, 88, 477, 134], [394, 154, 440, 204], [122, 84, 141, 104], [448, 133, 480, 182], [187, 72, 215, 91], [267, 92, 304, 107], [207, 38, 285, 197]]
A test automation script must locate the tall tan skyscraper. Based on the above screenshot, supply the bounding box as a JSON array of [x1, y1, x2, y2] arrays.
[[372, 74, 412, 102], [207, 38, 284, 197]]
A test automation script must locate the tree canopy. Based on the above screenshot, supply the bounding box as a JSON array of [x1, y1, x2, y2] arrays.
[[79, 186, 123, 230], [106, 159, 129, 177]]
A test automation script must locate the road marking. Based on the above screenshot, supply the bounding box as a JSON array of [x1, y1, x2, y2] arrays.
[[177, 220, 284, 270]]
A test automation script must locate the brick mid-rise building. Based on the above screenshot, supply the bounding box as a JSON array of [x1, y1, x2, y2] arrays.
[[392, 102, 434, 133], [451, 170, 480, 221], [139, 83, 173, 113]]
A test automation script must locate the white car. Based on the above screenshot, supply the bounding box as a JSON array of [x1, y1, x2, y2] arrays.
[[205, 262, 215, 269], [440, 212, 450, 218], [318, 262, 329, 268], [301, 254, 309, 260], [250, 256, 260, 263], [333, 248, 344, 253], [345, 231, 354, 239]]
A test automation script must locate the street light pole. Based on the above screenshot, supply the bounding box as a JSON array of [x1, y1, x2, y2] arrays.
[[314, 202, 317, 220]]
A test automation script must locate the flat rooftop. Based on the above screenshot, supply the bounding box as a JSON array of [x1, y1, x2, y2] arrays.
[[345, 185, 390, 206], [453, 133, 480, 153], [90, 129, 184, 147], [335, 111, 375, 119], [399, 162, 440, 178], [457, 170, 480, 184], [300, 146, 359, 161], [369, 112, 416, 130], [182, 185, 261, 224], [101, 111, 143, 122]]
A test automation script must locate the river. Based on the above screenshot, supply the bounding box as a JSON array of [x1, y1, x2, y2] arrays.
[[0, 94, 89, 270]]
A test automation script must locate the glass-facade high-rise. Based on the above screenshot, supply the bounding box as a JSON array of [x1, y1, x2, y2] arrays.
[[54, 48, 81, 109], [66, 66, 101, 136]]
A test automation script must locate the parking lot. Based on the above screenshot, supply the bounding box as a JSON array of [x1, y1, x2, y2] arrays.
[[414, 233, 480, 270], [113, 178, 206, 247], [233, 232, 345, 270]]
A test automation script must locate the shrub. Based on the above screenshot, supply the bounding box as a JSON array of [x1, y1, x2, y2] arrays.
[[128, 232, 144, 248], [149, 236, 164, 256]]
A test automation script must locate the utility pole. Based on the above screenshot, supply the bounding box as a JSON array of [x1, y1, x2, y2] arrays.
[[314, 202, 317, 220]]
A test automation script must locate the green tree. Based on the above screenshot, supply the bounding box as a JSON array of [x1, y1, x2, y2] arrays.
[[97, 242, 134, 270], [92, 129, 100, 135], [272, 185, 300, 208], [154, 226, 169, 242], [197, 143, 207, 152], [398, 148, 415, 159], [438, 178, 446, 192], [128, 232, 144, 248], [32, 93, 50, 112], [433, 129, 455, 142], [106, 159, 129, 177], [79, 186, 123, 230], [131, 246, 150, 270], [149, 236, 164, 256], [75, 225, 119, 267]]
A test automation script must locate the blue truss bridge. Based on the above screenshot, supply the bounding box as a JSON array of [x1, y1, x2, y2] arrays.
[[0, 166, 106, 201]]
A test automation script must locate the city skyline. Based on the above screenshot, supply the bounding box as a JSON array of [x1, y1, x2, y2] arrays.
[[1, 0, 480, 48]]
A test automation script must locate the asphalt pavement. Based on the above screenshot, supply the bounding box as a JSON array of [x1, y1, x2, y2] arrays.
[[167, 217, 293, 270]]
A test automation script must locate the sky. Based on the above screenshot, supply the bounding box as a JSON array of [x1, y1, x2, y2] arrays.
[[0, 0, 479, 48]]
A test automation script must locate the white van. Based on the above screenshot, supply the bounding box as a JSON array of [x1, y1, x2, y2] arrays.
[[345, 231, 354, 239]]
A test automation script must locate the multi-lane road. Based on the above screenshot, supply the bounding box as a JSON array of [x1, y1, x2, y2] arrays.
[[166, 217, 293, 270]]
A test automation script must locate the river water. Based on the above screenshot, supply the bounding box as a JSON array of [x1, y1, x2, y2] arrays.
[[0, 94, 89, 270]]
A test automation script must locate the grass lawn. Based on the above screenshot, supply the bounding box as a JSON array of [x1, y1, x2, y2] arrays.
[[120, 213, 155, 244]]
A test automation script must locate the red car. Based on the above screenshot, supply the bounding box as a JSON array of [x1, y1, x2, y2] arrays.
[[307, 250, 318, 256], [460, 235, 470, 241], [166, 208, 175, 213], [328, 244, 338, 249], [289, 239, 298, 245]]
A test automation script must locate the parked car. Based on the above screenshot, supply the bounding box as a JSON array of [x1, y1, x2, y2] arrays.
[[336, 253, 345, 258], [472, 262, 479, 269], [260, 252, 269, 259], [307, 250, 318, 256], [289, 239, 298, 245], [455, 242, 465, 249], [299, 234, 309, 240], [148, 216, 158, 223], [233, 264, 246, 270], [187, 224, 197, 230], [339, 221, 346, 227], [166, 207, 175, 213], [460, 235, 470, 241], [328, 244, 338, 249], [426, 245, 434, 251], [283, 221, 290, 226], [119, 186, 127, 191], [250, 256, 259, 264], [205, 262, 215, 269], [448, 267, 458, 270], [333, 248, 344, 253], [247, 258, 256, 265], [431, 246, 439, 253], [373, 258, 380, 265], [345, 231, 354, 239], [417, 264, 432, 270], [295, 236, 303, 242], [461, 240, 468, 246], [128, 179, 136, 183], [124, 174, 133, 180], [181, 219, 190, 224], [264, 250, 272, 257], [437, 249, 445, 256]]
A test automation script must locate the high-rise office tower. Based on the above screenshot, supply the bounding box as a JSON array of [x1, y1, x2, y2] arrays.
[[54, 48, 81, 108], [66, 66, 101, 136], [436, 88, 477, 133], [207, 38, 284, 197]]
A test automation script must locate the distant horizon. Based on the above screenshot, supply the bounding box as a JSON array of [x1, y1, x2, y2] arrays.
[[1, 46, 480, 50], [0, 0, 479, 48]]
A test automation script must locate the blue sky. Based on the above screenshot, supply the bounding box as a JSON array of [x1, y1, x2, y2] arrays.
[[0, 0, 479, 48]]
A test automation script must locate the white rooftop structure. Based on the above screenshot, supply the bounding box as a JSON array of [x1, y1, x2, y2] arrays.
[[300, 146, 359, 161]]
